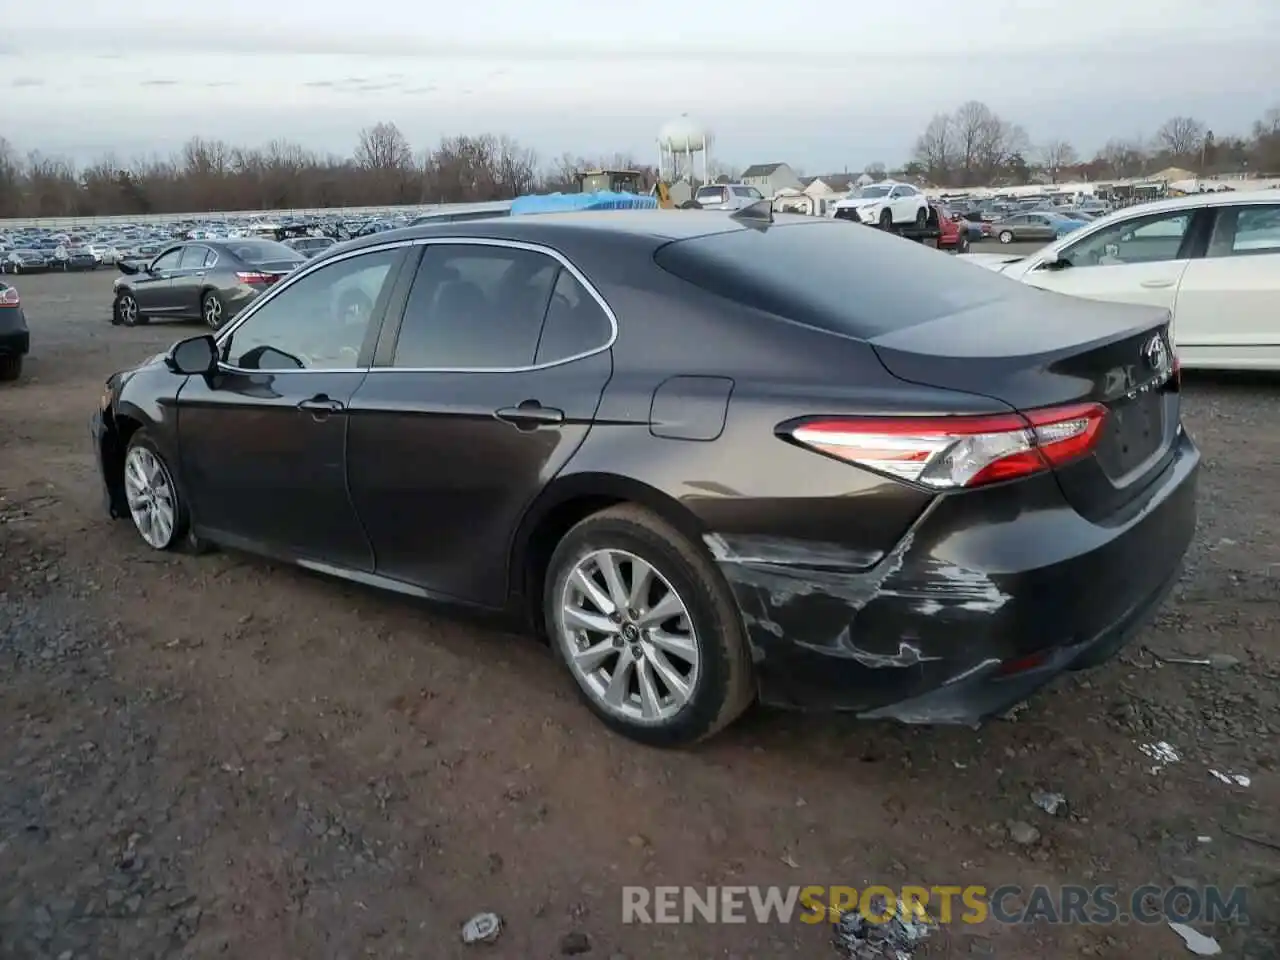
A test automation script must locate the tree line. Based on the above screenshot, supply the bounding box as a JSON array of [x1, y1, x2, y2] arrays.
[[2, 104, 1279, 219], [0, 122, 663, 219], [905, 101, 1280, 188]]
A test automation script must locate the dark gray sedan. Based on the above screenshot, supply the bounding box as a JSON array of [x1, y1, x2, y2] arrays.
[[111, 239, 306, 329]]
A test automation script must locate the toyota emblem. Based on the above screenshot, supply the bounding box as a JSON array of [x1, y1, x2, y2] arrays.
[[1143, 335, 1169, 374]]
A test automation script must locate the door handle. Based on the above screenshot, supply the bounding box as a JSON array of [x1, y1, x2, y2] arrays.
[[496, 401, 565, 429], [1139, 279, 1175, 289], [298, 395, 344, 415]]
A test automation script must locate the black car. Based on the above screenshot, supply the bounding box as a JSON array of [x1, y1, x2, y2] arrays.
[[111, 239, 306, 330], [90, 210, 1198, 746], [0, 279, 28, 380], [1, 249, 52, 274], [56, 245, 99, 271]]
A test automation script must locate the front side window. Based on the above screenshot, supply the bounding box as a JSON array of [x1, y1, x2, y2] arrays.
[[222, 248, 400, 371], [1058, 211, 1193, 267], [178, 246, 209, 269], [391, 244, 560, 369], [1206, 204, 1280, 258], [152, 248, 183, 271]]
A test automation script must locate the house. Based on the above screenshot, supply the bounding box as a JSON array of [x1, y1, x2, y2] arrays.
[[740, 162, 804, 197], [801, 173, 861, 198]]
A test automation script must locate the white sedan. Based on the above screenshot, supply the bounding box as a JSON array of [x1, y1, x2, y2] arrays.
[[959, 190, 1280, 370]]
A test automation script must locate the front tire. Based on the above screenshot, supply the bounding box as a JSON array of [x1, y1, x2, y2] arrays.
[[0, 355, 22, 381], [956, 231, 971, 254], [122, 431, 190, 551], [998, 230, 1014, 244], [114, 291, 142, 327], [878, 208, 893, 229], [544, 505, 755, 747]]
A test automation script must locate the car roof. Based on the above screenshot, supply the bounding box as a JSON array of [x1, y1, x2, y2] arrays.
[[1103, 189, 1280, 217], [323, 209, 827, 257]]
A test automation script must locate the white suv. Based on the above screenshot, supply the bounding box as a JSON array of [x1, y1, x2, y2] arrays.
[[833, 181, 930, 228]]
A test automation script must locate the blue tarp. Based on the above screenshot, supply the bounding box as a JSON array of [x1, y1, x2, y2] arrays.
[[509, 191, 658, 215]]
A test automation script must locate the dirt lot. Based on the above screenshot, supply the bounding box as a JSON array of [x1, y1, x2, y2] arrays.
[[1, 269, 1277, 960]]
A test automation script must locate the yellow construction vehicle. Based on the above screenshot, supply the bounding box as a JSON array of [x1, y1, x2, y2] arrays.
[[573, 169, 676, 208]]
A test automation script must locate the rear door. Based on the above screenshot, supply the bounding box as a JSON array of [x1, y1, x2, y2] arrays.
[[1020, 207, 1205, 316], [1171, 202, 1280, 368], [346, 240, 615, 605]]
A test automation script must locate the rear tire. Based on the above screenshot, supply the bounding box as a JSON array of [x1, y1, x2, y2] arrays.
[[957, 232, 970, 254], [915, 205, 928, 228], [0, 355, 22, 382], [201, 290, 226, 330], [544, 505, 755, 747]]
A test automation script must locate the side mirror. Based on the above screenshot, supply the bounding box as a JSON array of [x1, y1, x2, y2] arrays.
[[1038, 256, 1071, 271], [165, 334, 219, 376]]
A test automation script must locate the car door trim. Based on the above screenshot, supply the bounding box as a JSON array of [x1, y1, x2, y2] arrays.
[[211, 235, 618, 376]]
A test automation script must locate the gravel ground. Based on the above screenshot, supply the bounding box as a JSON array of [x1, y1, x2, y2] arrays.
[[1, 269, 1277, 960]]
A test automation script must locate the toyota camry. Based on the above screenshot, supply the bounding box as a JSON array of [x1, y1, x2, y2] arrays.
[[91, 209, 1198, 746]]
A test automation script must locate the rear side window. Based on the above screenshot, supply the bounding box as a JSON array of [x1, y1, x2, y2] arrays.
[[392, 244, 559, 369], [535, 270, 612, 365], [653, 221, 1017, 338]]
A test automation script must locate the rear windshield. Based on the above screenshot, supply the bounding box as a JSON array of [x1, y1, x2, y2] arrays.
[[226, 239, 304, 263], [652, 220, 1016, 338]]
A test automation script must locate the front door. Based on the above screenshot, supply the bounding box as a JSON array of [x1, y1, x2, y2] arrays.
[[176, 245, 409, 569], [346, 241, 614, 605], [133, 246, 184, 314], [169, 244, 214, 319], [1018, 207, 1204, 314]]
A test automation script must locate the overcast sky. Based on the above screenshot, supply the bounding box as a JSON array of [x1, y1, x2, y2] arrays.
[[3, 0, 1279, 172]]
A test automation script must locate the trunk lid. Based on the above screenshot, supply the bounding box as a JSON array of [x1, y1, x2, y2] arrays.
[[869, 291, 1180, 519]]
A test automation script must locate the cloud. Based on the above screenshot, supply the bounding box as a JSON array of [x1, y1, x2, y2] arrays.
[[140, 79, 181, 87], [11, 77, 43, 87]]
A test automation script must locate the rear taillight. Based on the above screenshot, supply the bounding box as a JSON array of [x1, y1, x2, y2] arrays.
[[236, 271, 272, 284], [786, 402, 1107, 490], [0, 287, 19, 307]]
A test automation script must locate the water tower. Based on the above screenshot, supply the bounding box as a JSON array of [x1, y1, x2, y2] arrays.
[[658, 115, 712, 186]]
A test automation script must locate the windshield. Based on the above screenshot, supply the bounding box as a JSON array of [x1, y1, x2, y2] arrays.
[[227, 239, 305, 264], [854, 185, 891, 199]]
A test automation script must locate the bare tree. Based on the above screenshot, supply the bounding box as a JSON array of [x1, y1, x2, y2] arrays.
[[1097, 138, 1149, 179], [864, 161, 887, 181], [1156, 116, 1206, 157], [912, 113, 954, 183], [1038, 140, 1078, 181], [355, 122, 413, 172]]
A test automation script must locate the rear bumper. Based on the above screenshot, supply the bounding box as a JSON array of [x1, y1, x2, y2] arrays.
[[712, 430, 1200, 723]]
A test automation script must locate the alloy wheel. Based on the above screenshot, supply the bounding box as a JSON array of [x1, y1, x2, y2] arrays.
[[556, 548, 700, 723], [118, 295, 138, 325], [203, 294, 222, 328], [123, 445, 177, 549]]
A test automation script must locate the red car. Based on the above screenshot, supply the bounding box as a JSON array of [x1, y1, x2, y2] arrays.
[[933, 205, 972, 253]]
